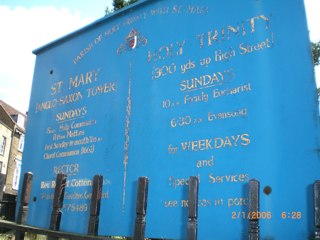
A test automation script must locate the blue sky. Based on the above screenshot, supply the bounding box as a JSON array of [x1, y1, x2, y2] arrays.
[[0, 0, 319, 113]]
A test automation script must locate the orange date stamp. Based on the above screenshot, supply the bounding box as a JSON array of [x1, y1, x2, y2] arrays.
[[231, 211, 302, 220], [231, 211, 272, 220]]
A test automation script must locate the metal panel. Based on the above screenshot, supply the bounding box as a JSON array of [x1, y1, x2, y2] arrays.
[[20, 0, 320, 238]]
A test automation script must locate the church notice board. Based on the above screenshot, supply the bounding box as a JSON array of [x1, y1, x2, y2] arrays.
[[21, 0, 320, 239]]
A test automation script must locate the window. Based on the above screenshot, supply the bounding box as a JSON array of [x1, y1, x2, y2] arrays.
[[12, 159, 21, 190], [0, 136, 6, 155], [18, 134, 25, 152], [16, 114, 25, 129]]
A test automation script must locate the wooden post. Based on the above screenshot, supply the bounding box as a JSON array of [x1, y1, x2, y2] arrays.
[[248, 179, 260, 240], [187, 176, 199, 240], [88, 175, 103, 236], [49, 173, 67, 240], [134, 177, 148, 240], [314, 180, 320, 239], [15, 172, 33, 240]]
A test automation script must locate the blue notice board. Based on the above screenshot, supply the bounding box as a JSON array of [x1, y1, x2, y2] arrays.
[[21, 0, 320, 239]]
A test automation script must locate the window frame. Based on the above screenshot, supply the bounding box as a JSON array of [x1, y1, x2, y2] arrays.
[[12, 158, 22, 190], [18, 134, 25, 152], [0, 136, 7, 156]]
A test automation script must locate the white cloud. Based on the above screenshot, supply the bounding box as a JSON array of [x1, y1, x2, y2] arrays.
[[0, 6, 94, 113], [304, 0, 320, 42], [304, 0, 320, 88], [315, 66, 320, 88]]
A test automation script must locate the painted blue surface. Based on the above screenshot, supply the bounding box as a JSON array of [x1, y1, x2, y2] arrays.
[[20, 0, 320, 239]]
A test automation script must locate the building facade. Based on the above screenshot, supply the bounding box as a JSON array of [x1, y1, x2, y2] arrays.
[[0, 106, 13, 196], [0, 100, 26, 221]]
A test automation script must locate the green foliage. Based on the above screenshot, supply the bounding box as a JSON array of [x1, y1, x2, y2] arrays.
[[113, 0, 126, 11], [312, 41, 320, 96], [104, 6, 113, 15], [312, 41, 320, 66], [106, 0, 138, 14], [127, 0, 138, 4]]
